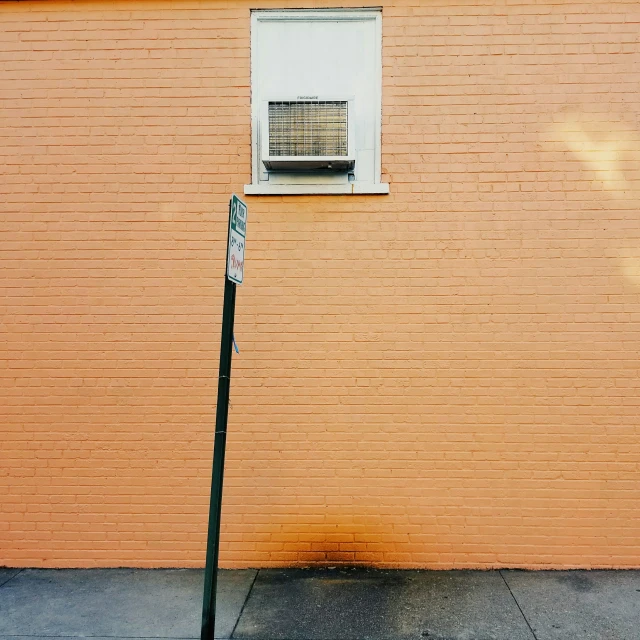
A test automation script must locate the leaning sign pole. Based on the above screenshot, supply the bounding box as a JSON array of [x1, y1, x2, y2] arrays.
[[201, 195, 247, 640]]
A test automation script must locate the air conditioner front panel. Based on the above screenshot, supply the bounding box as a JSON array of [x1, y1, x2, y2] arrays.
[[268, 101, 348, 157], [261, 98, 355, 172]]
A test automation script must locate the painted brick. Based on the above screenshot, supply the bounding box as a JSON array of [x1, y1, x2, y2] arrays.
[[1, 0, 640, 570]]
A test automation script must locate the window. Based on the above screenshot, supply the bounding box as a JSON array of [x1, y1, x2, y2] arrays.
[[245, 9, 388, 195]]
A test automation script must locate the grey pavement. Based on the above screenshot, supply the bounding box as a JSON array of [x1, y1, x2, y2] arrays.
[[0, 567, 638, 640]]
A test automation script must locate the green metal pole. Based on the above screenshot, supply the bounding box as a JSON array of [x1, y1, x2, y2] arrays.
[[201, 202, 237, 640]]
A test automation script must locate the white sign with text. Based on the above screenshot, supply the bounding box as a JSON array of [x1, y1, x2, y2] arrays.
[[227, 195, 247, 285]]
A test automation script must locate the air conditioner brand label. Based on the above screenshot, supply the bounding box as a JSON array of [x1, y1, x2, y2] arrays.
[[227, 195, 247, 285]]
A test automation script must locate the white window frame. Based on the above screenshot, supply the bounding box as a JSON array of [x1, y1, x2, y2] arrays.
[[244, 8, 388, 196]]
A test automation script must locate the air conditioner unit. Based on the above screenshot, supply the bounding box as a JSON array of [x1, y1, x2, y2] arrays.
[[261, 98, 355, 172]]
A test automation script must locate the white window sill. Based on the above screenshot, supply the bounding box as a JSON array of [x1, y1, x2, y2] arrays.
[[244, 183, 389, 196]]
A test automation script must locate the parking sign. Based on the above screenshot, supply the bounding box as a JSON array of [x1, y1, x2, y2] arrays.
[[227, 195, 247, 285]]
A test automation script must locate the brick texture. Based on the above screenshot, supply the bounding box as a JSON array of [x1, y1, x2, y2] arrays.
[[1, 0, 640, 569]]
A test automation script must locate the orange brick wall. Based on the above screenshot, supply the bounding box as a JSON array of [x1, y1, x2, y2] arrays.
[[2, 0, 640, 569]]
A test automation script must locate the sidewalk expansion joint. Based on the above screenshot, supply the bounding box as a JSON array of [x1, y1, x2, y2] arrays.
[[0, 569, 24, 590], [499, 570, 538, 640], [229, 568, 259, 639]]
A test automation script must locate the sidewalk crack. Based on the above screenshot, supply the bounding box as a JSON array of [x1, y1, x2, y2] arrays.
[[499, 570, 538, 640]]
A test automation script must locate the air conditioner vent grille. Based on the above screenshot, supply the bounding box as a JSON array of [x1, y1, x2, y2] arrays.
[[268, 101, 348, 157]]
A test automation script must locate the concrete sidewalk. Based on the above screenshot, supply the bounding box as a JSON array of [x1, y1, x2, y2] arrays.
[[0, 567, 638, 640]]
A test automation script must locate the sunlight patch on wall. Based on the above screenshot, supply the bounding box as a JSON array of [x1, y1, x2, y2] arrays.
[[619, 254, 640, 287], [551, 111, 639, 200], [550, 110, 640, 288]]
